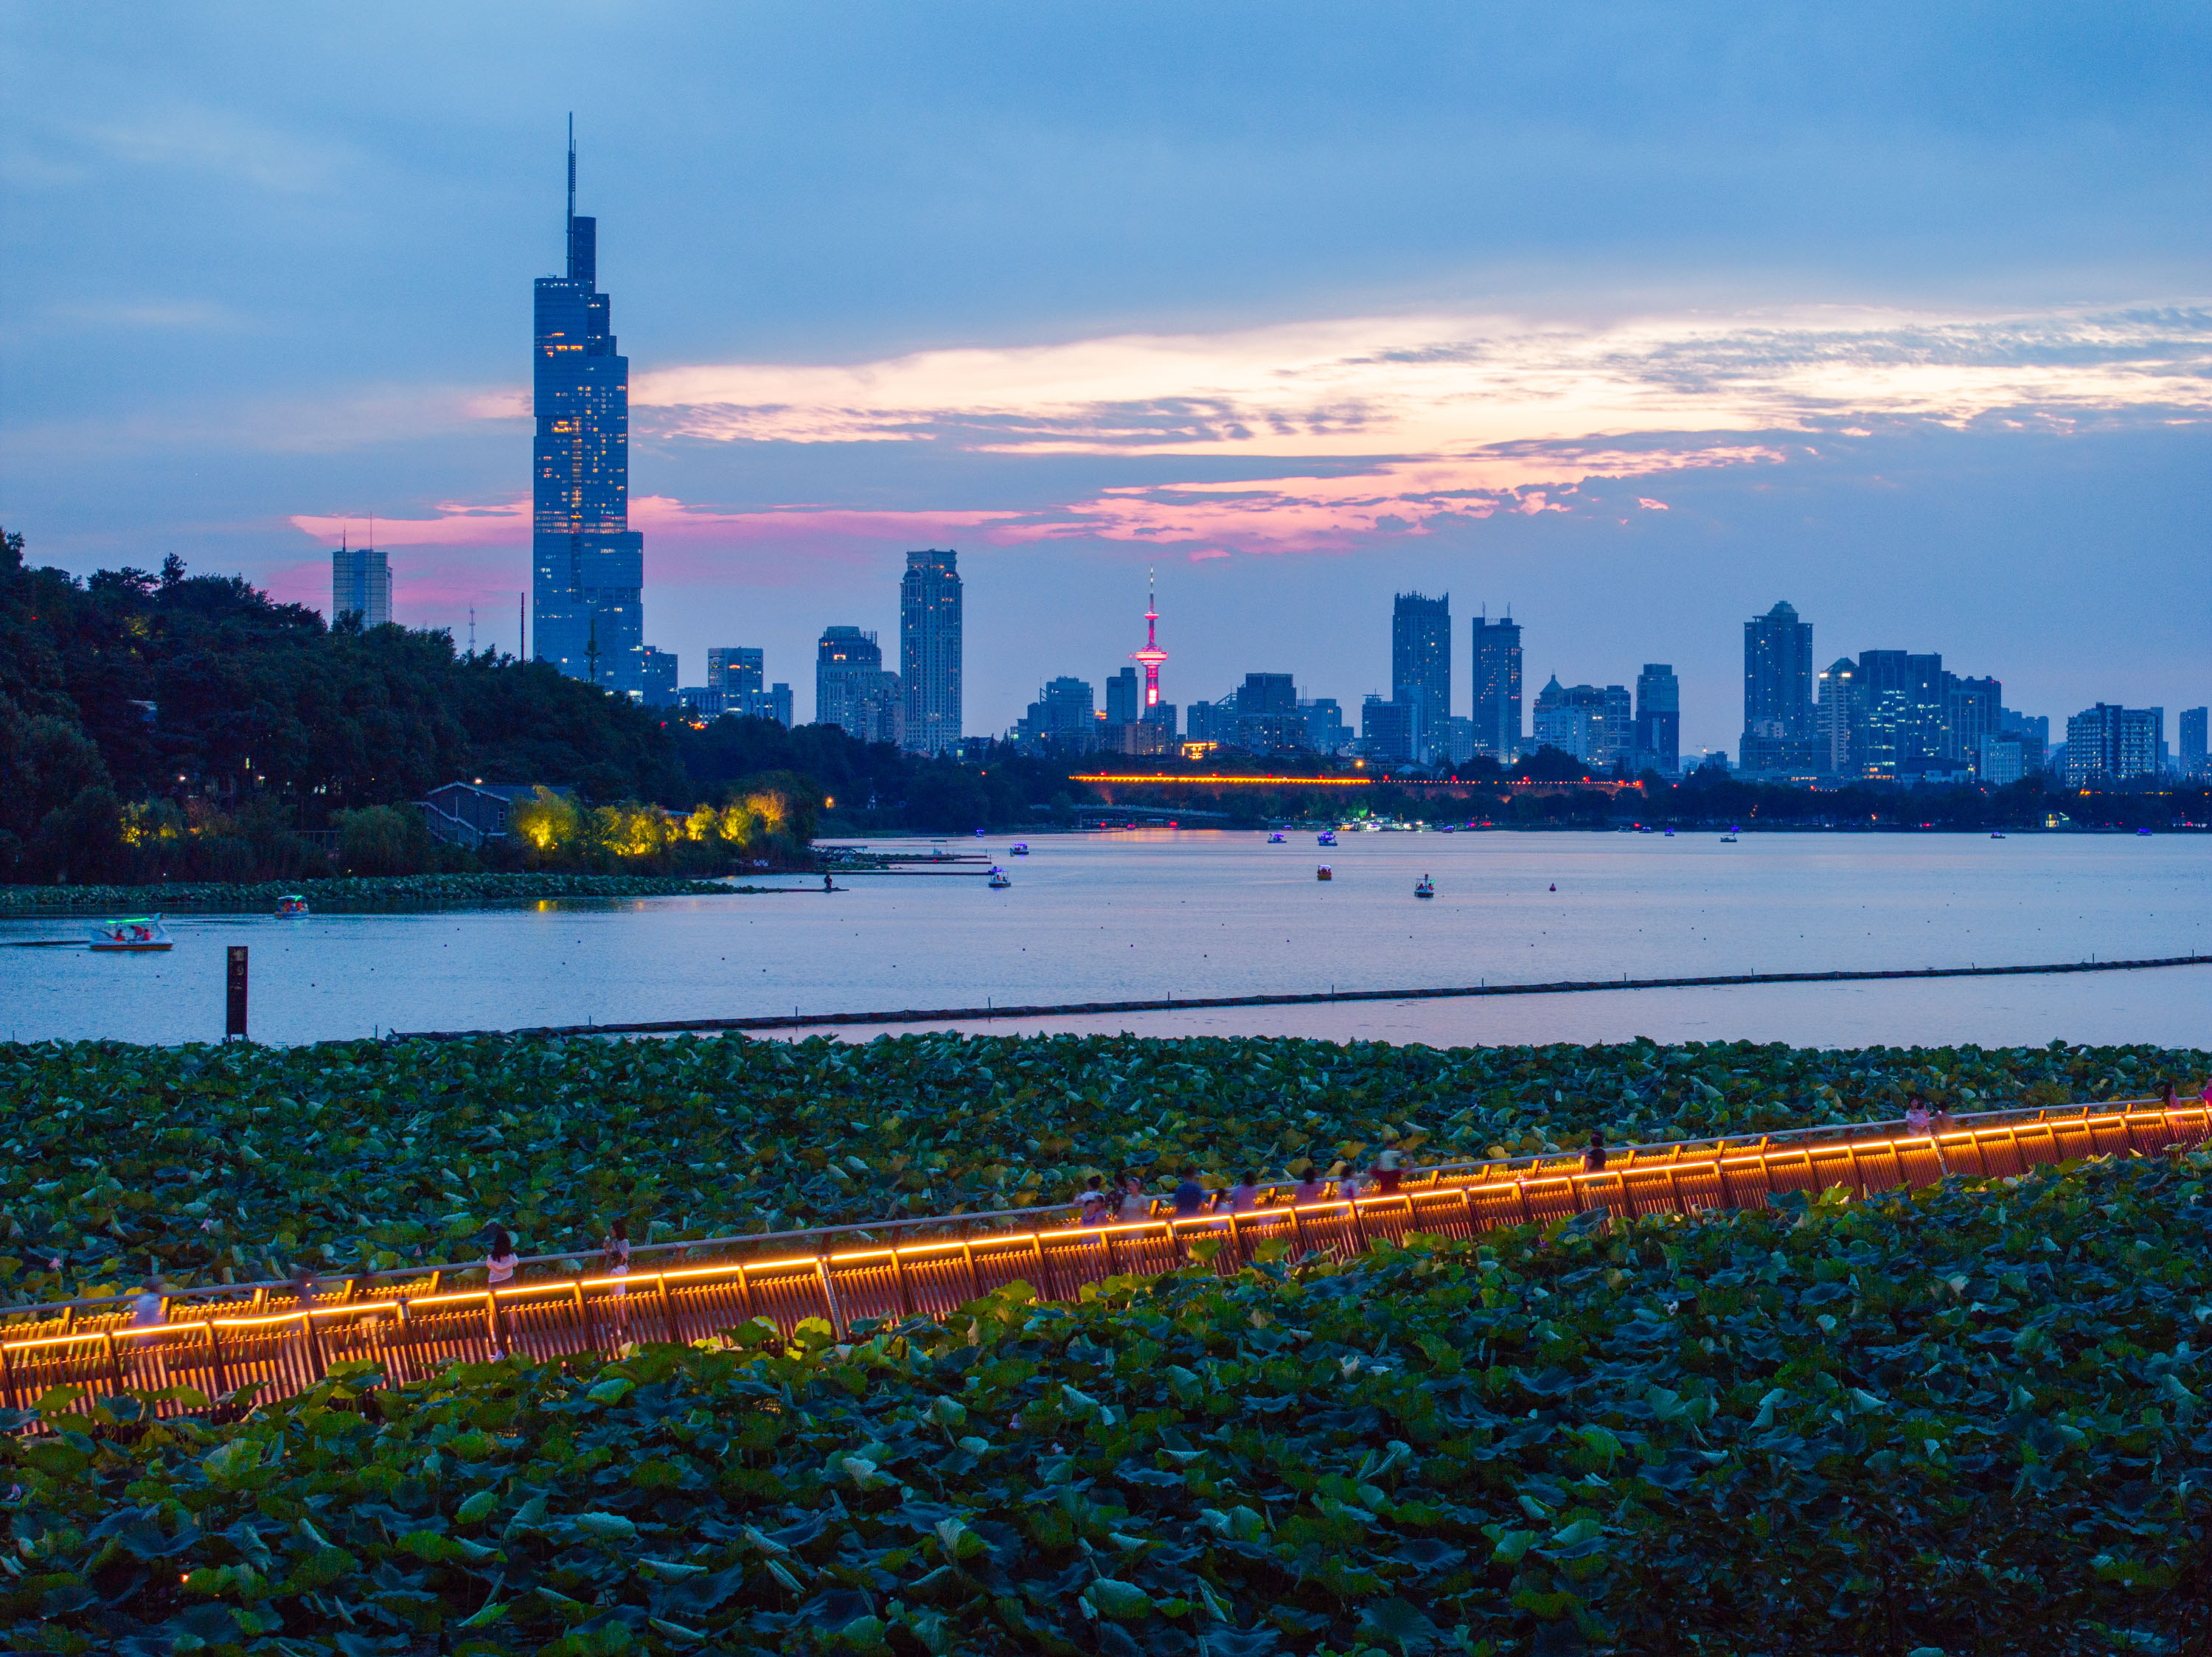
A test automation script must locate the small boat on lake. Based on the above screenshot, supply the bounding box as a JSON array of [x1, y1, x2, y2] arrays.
[[1415, 875, 1435, 898], [275, 894, 310, 917], [1317, 830, 1338, 847], [90, 916, 172, 952], [1990, 831, 2006, 839], [1316, 865, 1333, 880], [1009, 843, 1029, 855], [987, 867, 1012, 889], [1267, 831, 1286, 844], [1720, 827, 1741, 842]]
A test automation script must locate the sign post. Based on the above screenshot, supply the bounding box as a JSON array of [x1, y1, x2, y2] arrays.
[[226, 945, 248, 1041]]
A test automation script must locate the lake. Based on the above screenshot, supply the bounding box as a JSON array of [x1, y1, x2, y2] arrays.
[[1, 830, 2205, 1049]]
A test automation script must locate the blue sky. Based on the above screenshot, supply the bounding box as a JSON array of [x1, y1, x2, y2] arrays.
[[3, 2, 2207, 751]]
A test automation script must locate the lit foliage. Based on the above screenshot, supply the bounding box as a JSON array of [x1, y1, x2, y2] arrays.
[[7, 1153, 2211, 1653], [0, 1033, 2202, 1304]]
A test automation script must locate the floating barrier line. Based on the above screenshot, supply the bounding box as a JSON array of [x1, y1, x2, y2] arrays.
[[391, 953, 2212, 1041], [6, 1100, 2206, 1431]]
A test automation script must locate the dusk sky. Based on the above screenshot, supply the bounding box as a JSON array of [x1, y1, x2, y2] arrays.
[[4, 3, 2207, 752]]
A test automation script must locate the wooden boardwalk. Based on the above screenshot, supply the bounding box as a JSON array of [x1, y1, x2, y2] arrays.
[[4, 1097, 2205, 1429]]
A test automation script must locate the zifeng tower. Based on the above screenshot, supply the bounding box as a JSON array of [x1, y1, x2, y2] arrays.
[[532, 121, 644, 694]]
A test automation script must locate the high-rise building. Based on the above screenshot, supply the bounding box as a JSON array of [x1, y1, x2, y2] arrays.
[[1391, 592, 1451, 758], [532, 125, 645, 694], [639, 646, 678, 708], [815, 627, 882, 729], [330, 538, 392, 628], [1300, 698, 1348, 754], [1015, 677, 1097, 753], [1234, 673, 1305, 752], [706, 647, 764, 696], [1854, 650, 1912, 778], [900, 549, 961, 755], [1742, 601, 1815, 768], [2000, 708, 2049, 771], [1105, 667, 1140, 726], [1361, 695, 1416, 765], [1978, 735, 2026, 786], [1903, 653, 1947, 769], [1532, 677, 1612, 763], [1634, 664, 1680, 774], [1595, 685, 1632, 773], [1815, 659, 1859, 776], [2065, 704, 2163, 786], [1946, 674, 2001, 771], [762, 684, 793, 728], [1471, 614, 1523, 760], [2183, 707, 2209, 778]]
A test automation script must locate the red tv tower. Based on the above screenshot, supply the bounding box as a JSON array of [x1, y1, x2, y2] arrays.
[[1132, 567, 1168, 712]]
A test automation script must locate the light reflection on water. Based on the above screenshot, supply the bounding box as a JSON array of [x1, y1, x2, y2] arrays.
[[0, 830, 2204, 1049]]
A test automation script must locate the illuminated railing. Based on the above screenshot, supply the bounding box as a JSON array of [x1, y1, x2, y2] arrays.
[[3, 1099, 2205, 1429]]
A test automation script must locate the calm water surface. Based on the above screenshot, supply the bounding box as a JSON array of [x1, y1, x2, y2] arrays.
[[1, 830, 2205, 1049]]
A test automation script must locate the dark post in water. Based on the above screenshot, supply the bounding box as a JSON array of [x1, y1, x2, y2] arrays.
[[226, 945, 248, 1041]]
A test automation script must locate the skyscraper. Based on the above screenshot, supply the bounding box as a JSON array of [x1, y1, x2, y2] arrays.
[[1391, 591, 1451, 758], [331, 538, 391, 628], [816, 627, 894, 740], [1742, 601, 1814, 768], [1105, 667, 1140, 726], [638, 646, 678, 709], [1854, 650, 1911, 777], [706, 647, 764, 696], [1634, 664, 1680, 774], [1815, 658, 1859, 776], [1471, 613, 1523, 760], [2182, 707, 2208, 778], [899, 549, 961, 755], [532, 125, 644, 694], [2066, 704, 2163, 786]]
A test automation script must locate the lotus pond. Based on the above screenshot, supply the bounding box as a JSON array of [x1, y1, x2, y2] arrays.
[[8, 1150, 2211, 1654], [1, 1033, 2206, 1305]]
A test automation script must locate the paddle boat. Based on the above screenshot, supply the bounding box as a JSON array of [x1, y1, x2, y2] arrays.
[[1316, 865, 1333, 881], [1316, 829, 1338, 847], [987, 867, 1012, 889], [1415, 875, 1435, 898], [1990, 830, 2006, 839], [1719, 826, 1741, 843], [1009, 843, 1029, 855], [89, 916, 172, 952], [1267, 831, 1286, 844], [275, 893, 310, 917]]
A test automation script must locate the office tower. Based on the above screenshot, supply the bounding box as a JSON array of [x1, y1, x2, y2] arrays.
[[815, 626, 883, 729], [1471, 614, 1523, 759], [1233, 673, 1304, 752], [1184, 701, 1217, 745], [1594, 685, 1632, 772], [1015, 677, 1097, 753], [1148, 704, 1178, 739], [2183, 707, 2208, 777], [1391, 592, 1451, 757], [639, 646, 678, 709], [1361, 695, 1416, 765], [1634, 664, 1680, 774], [763, 684, 793, 727], [532, 126, 645, 693], [330, 538, 392, 628], [2065, 704, 2163, 785], [1854, 650, 1912, 778], [1300, 698, 1348, 754], [1815, 659, 1859, 776], [1742, 601, 1815, 768], [1105, 667, 1140, 726], [1903, 653, 1947, 768], [706, 647, 764, 697], [1532, 678, 1615, 764], [1946, 675, 2001, 771], [900, 549, 962, 755], [1978, 735, 2025, 786]]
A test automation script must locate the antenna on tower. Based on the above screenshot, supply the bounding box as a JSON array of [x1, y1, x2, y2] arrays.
[[468, 605, 476, 655], [567, 114, 576, 230]]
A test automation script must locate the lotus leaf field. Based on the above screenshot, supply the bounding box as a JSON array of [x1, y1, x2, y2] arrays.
[[1, 1033, 2207, 1305], [10, 1150, 2212, 1654], [0, 875, 753, 914]]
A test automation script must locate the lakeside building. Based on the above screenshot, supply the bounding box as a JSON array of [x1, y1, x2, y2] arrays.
[[330, 538, 392, 628], [2183, 707, 2208, 778], [1531, 678, 1630, 770], [2065, 704, 2163, 787], [900, 549, 962, 756], [1635, 664, 1680, 774], [1978, 734, 2026, 785], [1301, 697, 1349, 754], [1391, 591, 1451, 760], [1471, 612, 1523, 760], [817, 628, 902, 744], [1015, 677, 1099, 752], [1741, 601, 1816, 771], [639, 645, 678, 708], [532, 127, 645, 695], [2002, 709, 2050, 771], [1361, 694, 1416, 765]]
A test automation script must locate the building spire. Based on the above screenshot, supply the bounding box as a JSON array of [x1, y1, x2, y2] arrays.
[[566, 113, 576, 233]]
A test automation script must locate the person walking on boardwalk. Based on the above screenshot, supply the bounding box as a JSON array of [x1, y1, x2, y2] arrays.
[[129, 1275, 169, 1392], [486, 1229, 519, 1286], [1172, 1167, 1210, 1218], [1116, 1172, 1151, 1223], [1906, 1097, 1932, 1136], [1077, 1175, 1110, 1226], [1222, 1171, 1262, 1215], [602, 1217, 632, 1337], [1373, 1147, 1406, 1195], [1293, 1166, 1326, 1206], [1332, 1160, 1360, 1203], [1583, 1129, 1608, 1173]]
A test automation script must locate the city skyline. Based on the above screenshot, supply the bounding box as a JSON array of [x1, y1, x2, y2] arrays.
[[4, 7, 2208, 754]]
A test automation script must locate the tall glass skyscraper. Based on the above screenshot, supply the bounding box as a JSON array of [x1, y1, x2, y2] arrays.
[[533, 126, 644, 695], [899, 549, 962, 755], [1391, 591, 1451, 758], [1471, 612, 1523, 760]]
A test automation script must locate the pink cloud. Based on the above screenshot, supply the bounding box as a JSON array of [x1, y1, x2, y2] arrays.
[[1637, 496, 1670, 510]]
